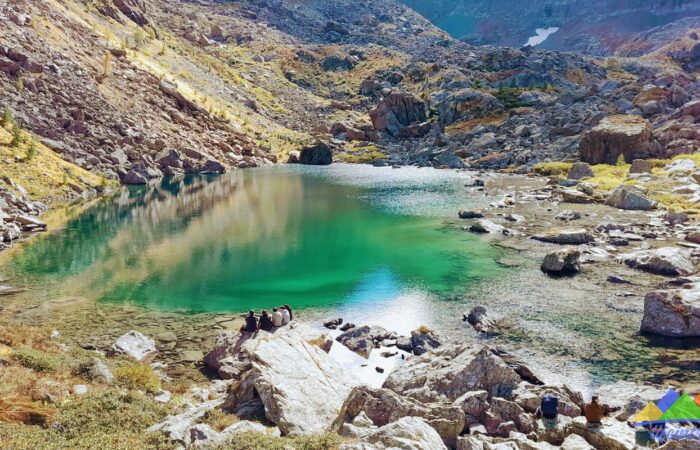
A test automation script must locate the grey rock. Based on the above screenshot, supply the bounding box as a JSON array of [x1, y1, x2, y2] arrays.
[[618, 247, 695, 276], [606, 185, 657, 211], [111, 330, 157, 362], [641, 285, 700, 337], [340, 416, 447, 450], [532, 229, 594, 245], [383, 343, 521, 402], [541, 248, 581, 275], [567, 162, 593, 180], [299, 142, 333, 165], [334, 386, 464, 447]]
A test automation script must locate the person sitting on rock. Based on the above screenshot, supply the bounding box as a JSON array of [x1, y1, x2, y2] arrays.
[[584, 395, 605, 426], [259, 310, 273, 331], [280, 305, 291, 325], [271, 308, 283, 327], [242, 311, 258, 333], [535, 394, 559, 420], [283, 304, 293, 321]]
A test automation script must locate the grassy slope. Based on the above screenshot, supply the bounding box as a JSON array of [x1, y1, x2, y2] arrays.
[[534, 154, 700, 213], [0, 126, 107, 203]]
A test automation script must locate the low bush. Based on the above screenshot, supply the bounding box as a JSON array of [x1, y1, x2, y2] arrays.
[[113, 361, 161, 392], [198, 408, 238, 432], [532, 161, 573, 176], [212, 431, 343, 450], [12, 348, 62, 373]]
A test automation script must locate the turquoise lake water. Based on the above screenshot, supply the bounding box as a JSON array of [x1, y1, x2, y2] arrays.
[[1, 165, 505, 314]]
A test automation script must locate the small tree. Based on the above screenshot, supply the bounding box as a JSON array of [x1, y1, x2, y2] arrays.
[[27, 138, 37, 160], [1, 106, 14, 129], [616, 154, 626, 166], [101, 51, 113, 79], [10, 125, 23, 147], [133, 28, 147, 49]]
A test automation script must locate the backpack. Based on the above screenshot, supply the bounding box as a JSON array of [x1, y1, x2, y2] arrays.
[[541, 395, 559, 418]]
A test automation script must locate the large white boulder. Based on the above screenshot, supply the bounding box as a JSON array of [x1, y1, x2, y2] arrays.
[[382, 344, 521, 403], [340, 416, 447, 450], [226, 324, 361, 436], [334, 386, 465, 447]]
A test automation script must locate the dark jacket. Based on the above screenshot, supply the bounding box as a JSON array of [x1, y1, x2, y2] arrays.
[[259, 314, 273, 331], [244, 315, 258, 333]]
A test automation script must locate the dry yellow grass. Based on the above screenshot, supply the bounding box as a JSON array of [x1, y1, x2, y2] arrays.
[[0, 126, 105, 201], [532, 161, 573, 176], [445, 114, 508, 134]]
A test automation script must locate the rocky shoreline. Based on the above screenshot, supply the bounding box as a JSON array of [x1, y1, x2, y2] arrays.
[[43, 319, 668, 450], [1, 162, 700, 449]]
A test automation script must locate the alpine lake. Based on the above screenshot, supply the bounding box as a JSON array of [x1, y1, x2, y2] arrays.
[[1, 164, 698, 390]]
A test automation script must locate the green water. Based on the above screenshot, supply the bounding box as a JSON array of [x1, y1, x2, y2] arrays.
[[2, 165, 505, 313]]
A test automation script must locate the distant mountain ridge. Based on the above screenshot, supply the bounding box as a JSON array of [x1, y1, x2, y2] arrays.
[[398, 0, 700, 54]]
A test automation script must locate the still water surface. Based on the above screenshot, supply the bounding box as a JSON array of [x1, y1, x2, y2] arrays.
[[2, 165, 503, 319]]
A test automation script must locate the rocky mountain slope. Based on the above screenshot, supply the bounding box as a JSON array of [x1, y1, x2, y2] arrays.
[[399, 0, 700, 54], [0, 0, 699, 246]]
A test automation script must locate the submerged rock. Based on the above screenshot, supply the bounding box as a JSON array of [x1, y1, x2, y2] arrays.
[[532, 229, 594, 245], [458, 210, 484, 219], [467, 219, 506, 235], [618, 247, 695, 276], [110, 330, 157, 362], [555, 210, 581, 221], [336, 325, 395, 357], [464, 306, 509, 335]]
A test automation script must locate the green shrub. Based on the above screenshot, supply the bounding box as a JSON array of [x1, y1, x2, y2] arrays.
[[113, 361, 161, 392], [212, 431, 343, 450], [198, 408, 238, 432], [12, 348, 61, 372], [532, 161, 573, 176], [26, 139, 37, 160], [1, 106, 13, 129], [56, 391, 170, 439], [10, 125, 23, 148]]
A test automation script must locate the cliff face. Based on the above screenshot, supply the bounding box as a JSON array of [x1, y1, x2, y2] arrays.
[[399, 0, 700, 54]]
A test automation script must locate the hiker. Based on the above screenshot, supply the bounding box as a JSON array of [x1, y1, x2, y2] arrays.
[[283, 304, 294, 321], [535, 394, 559, 420], [259, 310, 273, 331], [584, 395, 605, 425], [280, 305, 291, 325], [271, 308, 283, 327], [242, 311, 258, 333]]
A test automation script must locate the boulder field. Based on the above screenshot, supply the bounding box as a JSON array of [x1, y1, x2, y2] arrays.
[[141, 322, 659, 449]]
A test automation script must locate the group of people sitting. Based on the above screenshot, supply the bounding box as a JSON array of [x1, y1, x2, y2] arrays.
[[536, 394, 606, 425], [242, 305, 294, 333]]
